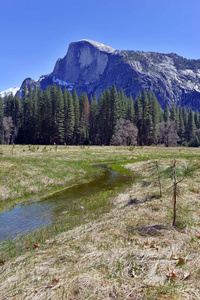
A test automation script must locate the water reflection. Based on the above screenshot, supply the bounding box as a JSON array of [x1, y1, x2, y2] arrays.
[[0, 165, 127, 240]]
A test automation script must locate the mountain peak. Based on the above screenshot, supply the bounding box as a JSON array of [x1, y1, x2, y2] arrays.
[[77, 39, 115, 53], [17, 40, 200, 110], [52, 39, 116, 84]]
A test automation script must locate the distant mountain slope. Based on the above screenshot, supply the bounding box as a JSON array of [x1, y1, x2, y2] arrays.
[[18, 39, 200, 109]]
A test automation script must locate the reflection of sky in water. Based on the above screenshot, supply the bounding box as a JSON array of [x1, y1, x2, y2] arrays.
[[0, 165, 126, 241], [0, 202, 53, 240]]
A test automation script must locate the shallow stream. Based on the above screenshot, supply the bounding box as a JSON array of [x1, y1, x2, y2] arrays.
[[0, 164, 129, 240]]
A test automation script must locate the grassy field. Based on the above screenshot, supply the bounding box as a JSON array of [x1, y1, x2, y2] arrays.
[[0, 145, 200, 299], [0, 144, 134, 213]]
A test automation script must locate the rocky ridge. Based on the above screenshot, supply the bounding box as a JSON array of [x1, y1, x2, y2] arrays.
[[18, 39, 200, 109]]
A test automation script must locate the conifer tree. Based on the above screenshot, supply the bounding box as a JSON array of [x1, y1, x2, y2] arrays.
[[149, 93, 160, 143], [21, 83, 27, 128], [182, 106, 188, 130], [72, 89, 80, 144], [96, 92, 107, 145], [51, 84, 57, 143], [89, 94, 98, 144], [32, 88, 39, 143], [110, 84, 121, 137], [134, 92, 142, 145], [186, 109, 196, 142], [56, 86, 65, 143], [140, 89, 149, 145], [126, 95, 135, 123], [134, 93, 141, 125], [4, 94, 14, 117], [13, 94, 22, 131], [178, 113, 185, 144], [39, 86, 52, 144], [0, 97, 3, 142], [188, 134, 199, 147], [22, 86, 34, 144], [170, 104, 179, 130], [63, 88, 74, 144], [79, 93, 90, 144], [118, 88, 126, 119], [3, 83, 200, 147], [164, 104, 170, 122], [159, 110, 164, 123], [97, 87, 111, 145], [194, 109, 200, 129], [51, 85, 65, 144], [104, 86, 112, 144]]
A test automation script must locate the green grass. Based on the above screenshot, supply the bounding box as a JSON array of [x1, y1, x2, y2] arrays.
[[0, 145, 139, 260], [0, 178, 133, 261], [1, 145, 200, 299], [1, 145, 200, 260]]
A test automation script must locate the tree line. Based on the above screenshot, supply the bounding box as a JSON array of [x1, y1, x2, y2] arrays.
[[0, 84, 200, 146]]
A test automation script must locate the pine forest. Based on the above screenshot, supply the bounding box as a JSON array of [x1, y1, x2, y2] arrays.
[[1, 84, 200, 147]]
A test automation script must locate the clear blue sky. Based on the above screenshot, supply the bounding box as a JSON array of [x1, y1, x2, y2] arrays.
[[0, 0, 199, 91]]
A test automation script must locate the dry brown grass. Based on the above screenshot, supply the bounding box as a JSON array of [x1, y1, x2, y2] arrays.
[[0, 153, 200, 299]]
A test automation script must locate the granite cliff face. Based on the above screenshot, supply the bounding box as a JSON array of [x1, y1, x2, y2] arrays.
[[18, 39, 200, 109], [53, 40, 115, 84]]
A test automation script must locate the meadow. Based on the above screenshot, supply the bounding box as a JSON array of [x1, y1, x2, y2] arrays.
[[0, 145, 200, 299]]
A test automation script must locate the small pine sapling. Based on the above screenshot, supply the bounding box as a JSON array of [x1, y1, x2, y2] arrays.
[[149, 160, 163, 197], [164, 160, 198, 227]]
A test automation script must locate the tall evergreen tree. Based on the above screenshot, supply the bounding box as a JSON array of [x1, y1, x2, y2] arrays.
[[182, 106, 188, 129], [149, 93, 160, 143], [0, 97, 3, 142], [63, 88, 74, 144], [23, 86, 34, 144], [79, 93, 90, 144], [89, 94, 98, 144], [126, 95, 135, 123], [12, 94, 22, 131], [140, 89, 149, 145], [39, 86, 52, 144], [118, 88, 126, 119], [97, 92, 107, 145], [72, 89, 80, 144], [32, 88, 39, 143], [51, 85, 65, 144], [97, 87, 111, 145], [134, 92, 142, 145], [178, 112, 185, 144], [194, 109, 200, 129], [4, 94, 14, 117], [170, 104, 179, 129], [110, 85, 121, 137], [186, 109, 196, 142], [164, 104, 170, 122], [21, 83, 27, 123]]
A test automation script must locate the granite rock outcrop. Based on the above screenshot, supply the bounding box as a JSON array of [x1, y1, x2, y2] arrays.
[[18, 39, 200, 109]]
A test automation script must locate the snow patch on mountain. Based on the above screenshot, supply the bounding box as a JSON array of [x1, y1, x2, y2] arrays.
[[79, 39, 115, 53], [0, 87, 20, 98], [52, 76, 75, 91], [52, 76, 74, 87]]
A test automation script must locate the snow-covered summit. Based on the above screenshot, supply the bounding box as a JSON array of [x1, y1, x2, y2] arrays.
[[0, 87, 20, 98], [79, 39, 115, 53]]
